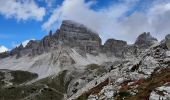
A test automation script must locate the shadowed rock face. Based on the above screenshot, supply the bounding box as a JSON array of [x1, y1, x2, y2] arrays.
[[103, 39, 127, 57], [10, 44, 24, 58], [57, 20, 102, 54], [165, 34, 170, 50], [135, 32, 158, 49]]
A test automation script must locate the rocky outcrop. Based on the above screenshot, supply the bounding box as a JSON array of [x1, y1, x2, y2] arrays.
[[165, 34, 170, 50], [9, 20, 102, 58], [150, 85, 170, 100], [24, 40, 40, 56], [102, 39, 127, 57], [135, 32, 158, 49], [57, 20, 102, 54], [72, 34, 170, 100], [37, 35, 58, 54], [10, 40, 41, 57], [10, 44, 24, 57]]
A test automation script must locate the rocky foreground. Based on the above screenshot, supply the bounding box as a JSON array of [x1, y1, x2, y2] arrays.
[[0, 20, 169, 100]]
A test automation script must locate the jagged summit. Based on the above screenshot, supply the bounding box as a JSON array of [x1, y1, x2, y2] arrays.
[[58, 20, 101, 54], [6, 20, 102, 58], [60, 20, 96, 34], [135, 32, 158, 49], [0, 21, 160, 59], [102, 39, 127, 57]]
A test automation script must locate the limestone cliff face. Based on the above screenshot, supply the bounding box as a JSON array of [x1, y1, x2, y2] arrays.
[[57, 20, 102, 54], [134, 32, 158, 49], [102, 39, 127, 57], [8, 20, 102, 58], [2, 21, 162, 59]]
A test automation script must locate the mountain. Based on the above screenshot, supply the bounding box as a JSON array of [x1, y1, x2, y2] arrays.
[[0, 20, 169, 100], [134, 32, 158, 49]]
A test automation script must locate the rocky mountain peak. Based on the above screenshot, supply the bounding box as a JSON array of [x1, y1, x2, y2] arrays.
[[58, 20, 102, 54], [103, 39, 127, 57], [135, 32, 158, 49], [6, 20, 102, 58]]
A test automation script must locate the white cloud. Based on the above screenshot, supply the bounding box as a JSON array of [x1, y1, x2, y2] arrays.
[[118, 1, 170, 43], [43, 0, 170, 43], [0, 0, 46, 21], [0, 45, 8, 53], [42, 0, 136, 41]]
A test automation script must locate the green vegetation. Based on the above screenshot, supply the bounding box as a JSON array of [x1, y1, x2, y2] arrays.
[[0, 64, 109, 100], [85, 64, 108, 76], [11, 70, 38, 84], [86, 64, 101, 70], [0, 84, 44, 100], [118, 91, 131, 97], [36, 70, 70, 93], [0, 69, 69, 100]]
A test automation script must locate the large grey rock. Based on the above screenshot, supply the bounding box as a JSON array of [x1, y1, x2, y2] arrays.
[[135, 32, 158, 49], [57, 20, 102, 54], [103, 39, 127, 57], [165, 34, 170, 50]]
